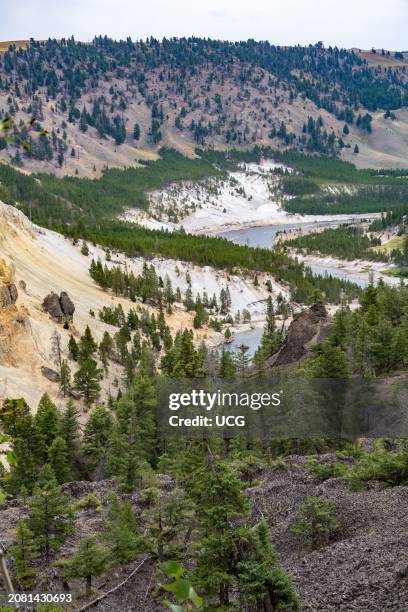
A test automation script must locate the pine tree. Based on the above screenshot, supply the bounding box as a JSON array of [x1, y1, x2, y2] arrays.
[[235, 344, 250, 377], [65, 536, 108, 597], [61, 399, 79, 456], [104, 494, 141, 563], [193, 295, 207, 329], [188, 454, 250, 606], [68, 335, 79, 361], [291, 496, 340, 549], [28, 465, 74, 561], [78, 325, 98, 363], [60, 360, 71, 397], [79, 108, 88, 133], [237, 521, 300, 610], [133, 123, 140, 140], [219, 350, 236, 379], [99, 331, 113, 371], [34, 394, 61, 462], [74, 358, 103, 408], [0, 399, 39, 493], [107, 371, 157, 490], [306, 341, 350, 379], [83, 406, 113, 473], [49, 436, 71, 484], [9, 521, 39, 589]]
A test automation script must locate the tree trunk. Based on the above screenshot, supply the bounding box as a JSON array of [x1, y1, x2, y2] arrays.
[[0, 545, 18, 608], [86, 575, 92, 598]]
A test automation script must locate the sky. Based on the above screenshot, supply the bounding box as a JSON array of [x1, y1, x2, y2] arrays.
[[2, 0, 408, 50]]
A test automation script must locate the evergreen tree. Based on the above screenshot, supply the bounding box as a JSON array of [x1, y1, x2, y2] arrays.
[[65, 536, 109, 597], [104, 494, 141, 563], [106, 371, 157, 490], [61, 400, 80, 470], [74, 357, 103, 408], [9, 521, 39, 589], [219, 350, 236, 379], [188, 454, 250, 606], [235, 344, 250, 377], [78, 325, 98, 362], [68, 335, 79, 361], [28, 465, 74, 561], [305, 341, 350, 379], [83, 406, 113, 473], [34, 394, 61, 462], [133, 123, 140, 140], [193, 295, 207, 329], [254, 296, 281, 366], [99, 331, 114, 370], [238, 521, 300, 610], [49, 436, 71, 484], [59, 360, 71, 397], [79, 108, 88, 133], [0, 399, 39, 493]]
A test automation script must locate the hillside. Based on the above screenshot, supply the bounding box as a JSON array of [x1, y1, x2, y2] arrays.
[[1, 452, 408, 610], [1, 38, 408, 176], [0, 199, 277, 406]]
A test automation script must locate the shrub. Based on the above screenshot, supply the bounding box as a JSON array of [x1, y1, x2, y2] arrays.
[[72, 494, 103, 512], [291, 496, 340, 549], [306, 457, 348, 481]]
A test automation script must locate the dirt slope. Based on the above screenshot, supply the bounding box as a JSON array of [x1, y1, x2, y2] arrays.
[[0, 201, 197, 407]]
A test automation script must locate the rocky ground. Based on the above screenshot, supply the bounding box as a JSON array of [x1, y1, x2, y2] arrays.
[[1, 455, 407, 610]]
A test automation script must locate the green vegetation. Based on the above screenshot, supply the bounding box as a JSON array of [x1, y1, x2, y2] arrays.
[[270, 150, 408, 217], [291, 496, 340, 549], [301, 281, 408, 377], [0, 148, 220, 228], [283, 225, 386, 261]]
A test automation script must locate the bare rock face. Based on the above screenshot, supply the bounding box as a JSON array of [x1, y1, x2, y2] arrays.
[[0, 256, 18, 310], [268, 302, 332, 368], [0, 284, 18, 309], [42, 291, 75, 322]]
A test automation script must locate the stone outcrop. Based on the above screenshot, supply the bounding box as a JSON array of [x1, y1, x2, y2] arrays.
[[42, 291, 75, 322], [40, 366, 60, 382], [59, 291, 75, 319], [267, 302, 332, 368], [0, 284, 18, 309], [0, 256, 18, 310]]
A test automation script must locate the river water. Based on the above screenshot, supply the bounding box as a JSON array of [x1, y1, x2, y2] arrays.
[[219, 220, 340, 249], [220, 219, 371, 354], [221, 220, 371, 288]]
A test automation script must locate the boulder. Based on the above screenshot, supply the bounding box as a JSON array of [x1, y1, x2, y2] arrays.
[[42, 291, 75, 322], [43, 292, 64, 321], [41, 366, 60, 382], [267, 302, 332, 368], [59, 291, 75, 320]]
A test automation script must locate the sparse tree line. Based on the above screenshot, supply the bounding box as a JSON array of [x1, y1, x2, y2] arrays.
[[1, 37, 408, 167]]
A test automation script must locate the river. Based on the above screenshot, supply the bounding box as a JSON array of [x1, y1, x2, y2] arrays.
[[220, 219, 372, 354]]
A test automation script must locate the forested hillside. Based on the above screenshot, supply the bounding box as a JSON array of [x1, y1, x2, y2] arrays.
[[1, 37, 408, 174]]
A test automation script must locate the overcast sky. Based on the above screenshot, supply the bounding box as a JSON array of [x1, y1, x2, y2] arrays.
[[2, 0, 407, 50]]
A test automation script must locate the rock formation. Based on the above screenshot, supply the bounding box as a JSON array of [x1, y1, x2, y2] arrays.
[[0, 256, 18, 310], [42, 291, 75, 322], [267, 302, 332, 368]]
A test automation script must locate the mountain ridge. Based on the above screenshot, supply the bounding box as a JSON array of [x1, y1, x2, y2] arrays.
[[1, 37, 408, 176]]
